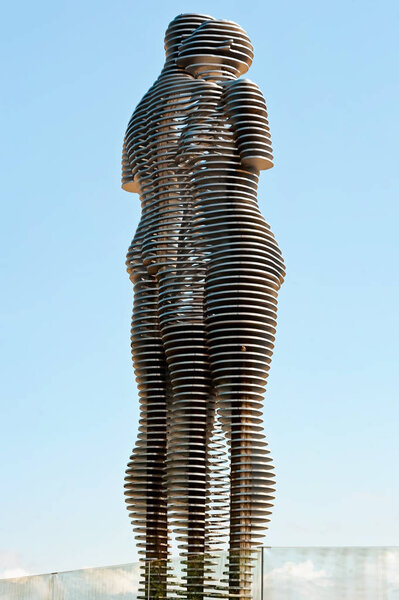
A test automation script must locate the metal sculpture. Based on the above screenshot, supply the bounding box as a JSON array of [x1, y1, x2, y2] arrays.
[[121, 13, 285, 600]]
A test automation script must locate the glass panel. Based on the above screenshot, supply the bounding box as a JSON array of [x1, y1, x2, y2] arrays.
[[0, 562, 141, 600], [0, 548, 397, 599], [261, 547, 399, 600]]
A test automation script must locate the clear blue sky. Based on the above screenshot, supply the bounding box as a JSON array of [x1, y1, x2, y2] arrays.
[[1, 0, 398, 579]]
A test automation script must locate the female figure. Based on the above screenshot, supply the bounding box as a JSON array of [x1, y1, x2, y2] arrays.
[[176, 19, 285, 599]]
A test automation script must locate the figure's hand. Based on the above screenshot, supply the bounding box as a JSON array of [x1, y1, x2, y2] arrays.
[[121, 177, 140, 194], [122, 139, 140, 193]]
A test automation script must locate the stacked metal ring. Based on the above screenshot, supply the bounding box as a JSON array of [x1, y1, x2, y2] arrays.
[[122, 13, 285, 600]]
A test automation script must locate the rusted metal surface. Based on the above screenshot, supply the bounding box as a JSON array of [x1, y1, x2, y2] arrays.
[[121, 13, 285, 599]]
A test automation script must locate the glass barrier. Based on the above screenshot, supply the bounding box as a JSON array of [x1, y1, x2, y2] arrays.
[[0, 547, 397, 600]]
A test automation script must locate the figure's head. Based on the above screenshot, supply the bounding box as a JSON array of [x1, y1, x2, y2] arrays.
[[176, 19, 253, 80], [164, 13, 214, 60]]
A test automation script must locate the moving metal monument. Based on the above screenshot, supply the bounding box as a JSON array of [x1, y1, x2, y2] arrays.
[[121, 13, 285, 600]]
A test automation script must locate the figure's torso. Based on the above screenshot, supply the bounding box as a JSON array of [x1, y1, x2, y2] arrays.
[[176, 78, 285, 287], [124, 68, 200, 275]]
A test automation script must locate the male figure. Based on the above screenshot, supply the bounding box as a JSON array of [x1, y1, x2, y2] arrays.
[[122, 14, 215, 598]]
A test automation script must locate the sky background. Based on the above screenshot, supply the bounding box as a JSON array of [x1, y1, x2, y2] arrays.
[[1, 0, 398, 579]]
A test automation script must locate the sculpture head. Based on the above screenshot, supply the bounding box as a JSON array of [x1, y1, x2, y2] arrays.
[[164, 13, 214, 61], [176, 19, 253, 80]]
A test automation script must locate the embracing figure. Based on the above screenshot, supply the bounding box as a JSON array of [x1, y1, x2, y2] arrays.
[[121, 14, 285, 600]]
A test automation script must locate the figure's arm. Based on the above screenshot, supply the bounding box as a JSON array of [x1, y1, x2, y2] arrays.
[[121, 138, 140, 193], [222, 78, 273, 172]]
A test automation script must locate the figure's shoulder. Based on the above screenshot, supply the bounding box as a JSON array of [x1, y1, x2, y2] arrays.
[[222, 77, 259, 90], [222, 78, 266, 105], [192, 77, 222, 96]]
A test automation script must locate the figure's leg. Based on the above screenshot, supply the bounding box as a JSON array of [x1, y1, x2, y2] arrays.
[[124, 252, 169, 598], [157, 262, 213, 599], [203, 221, 284, 600]]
